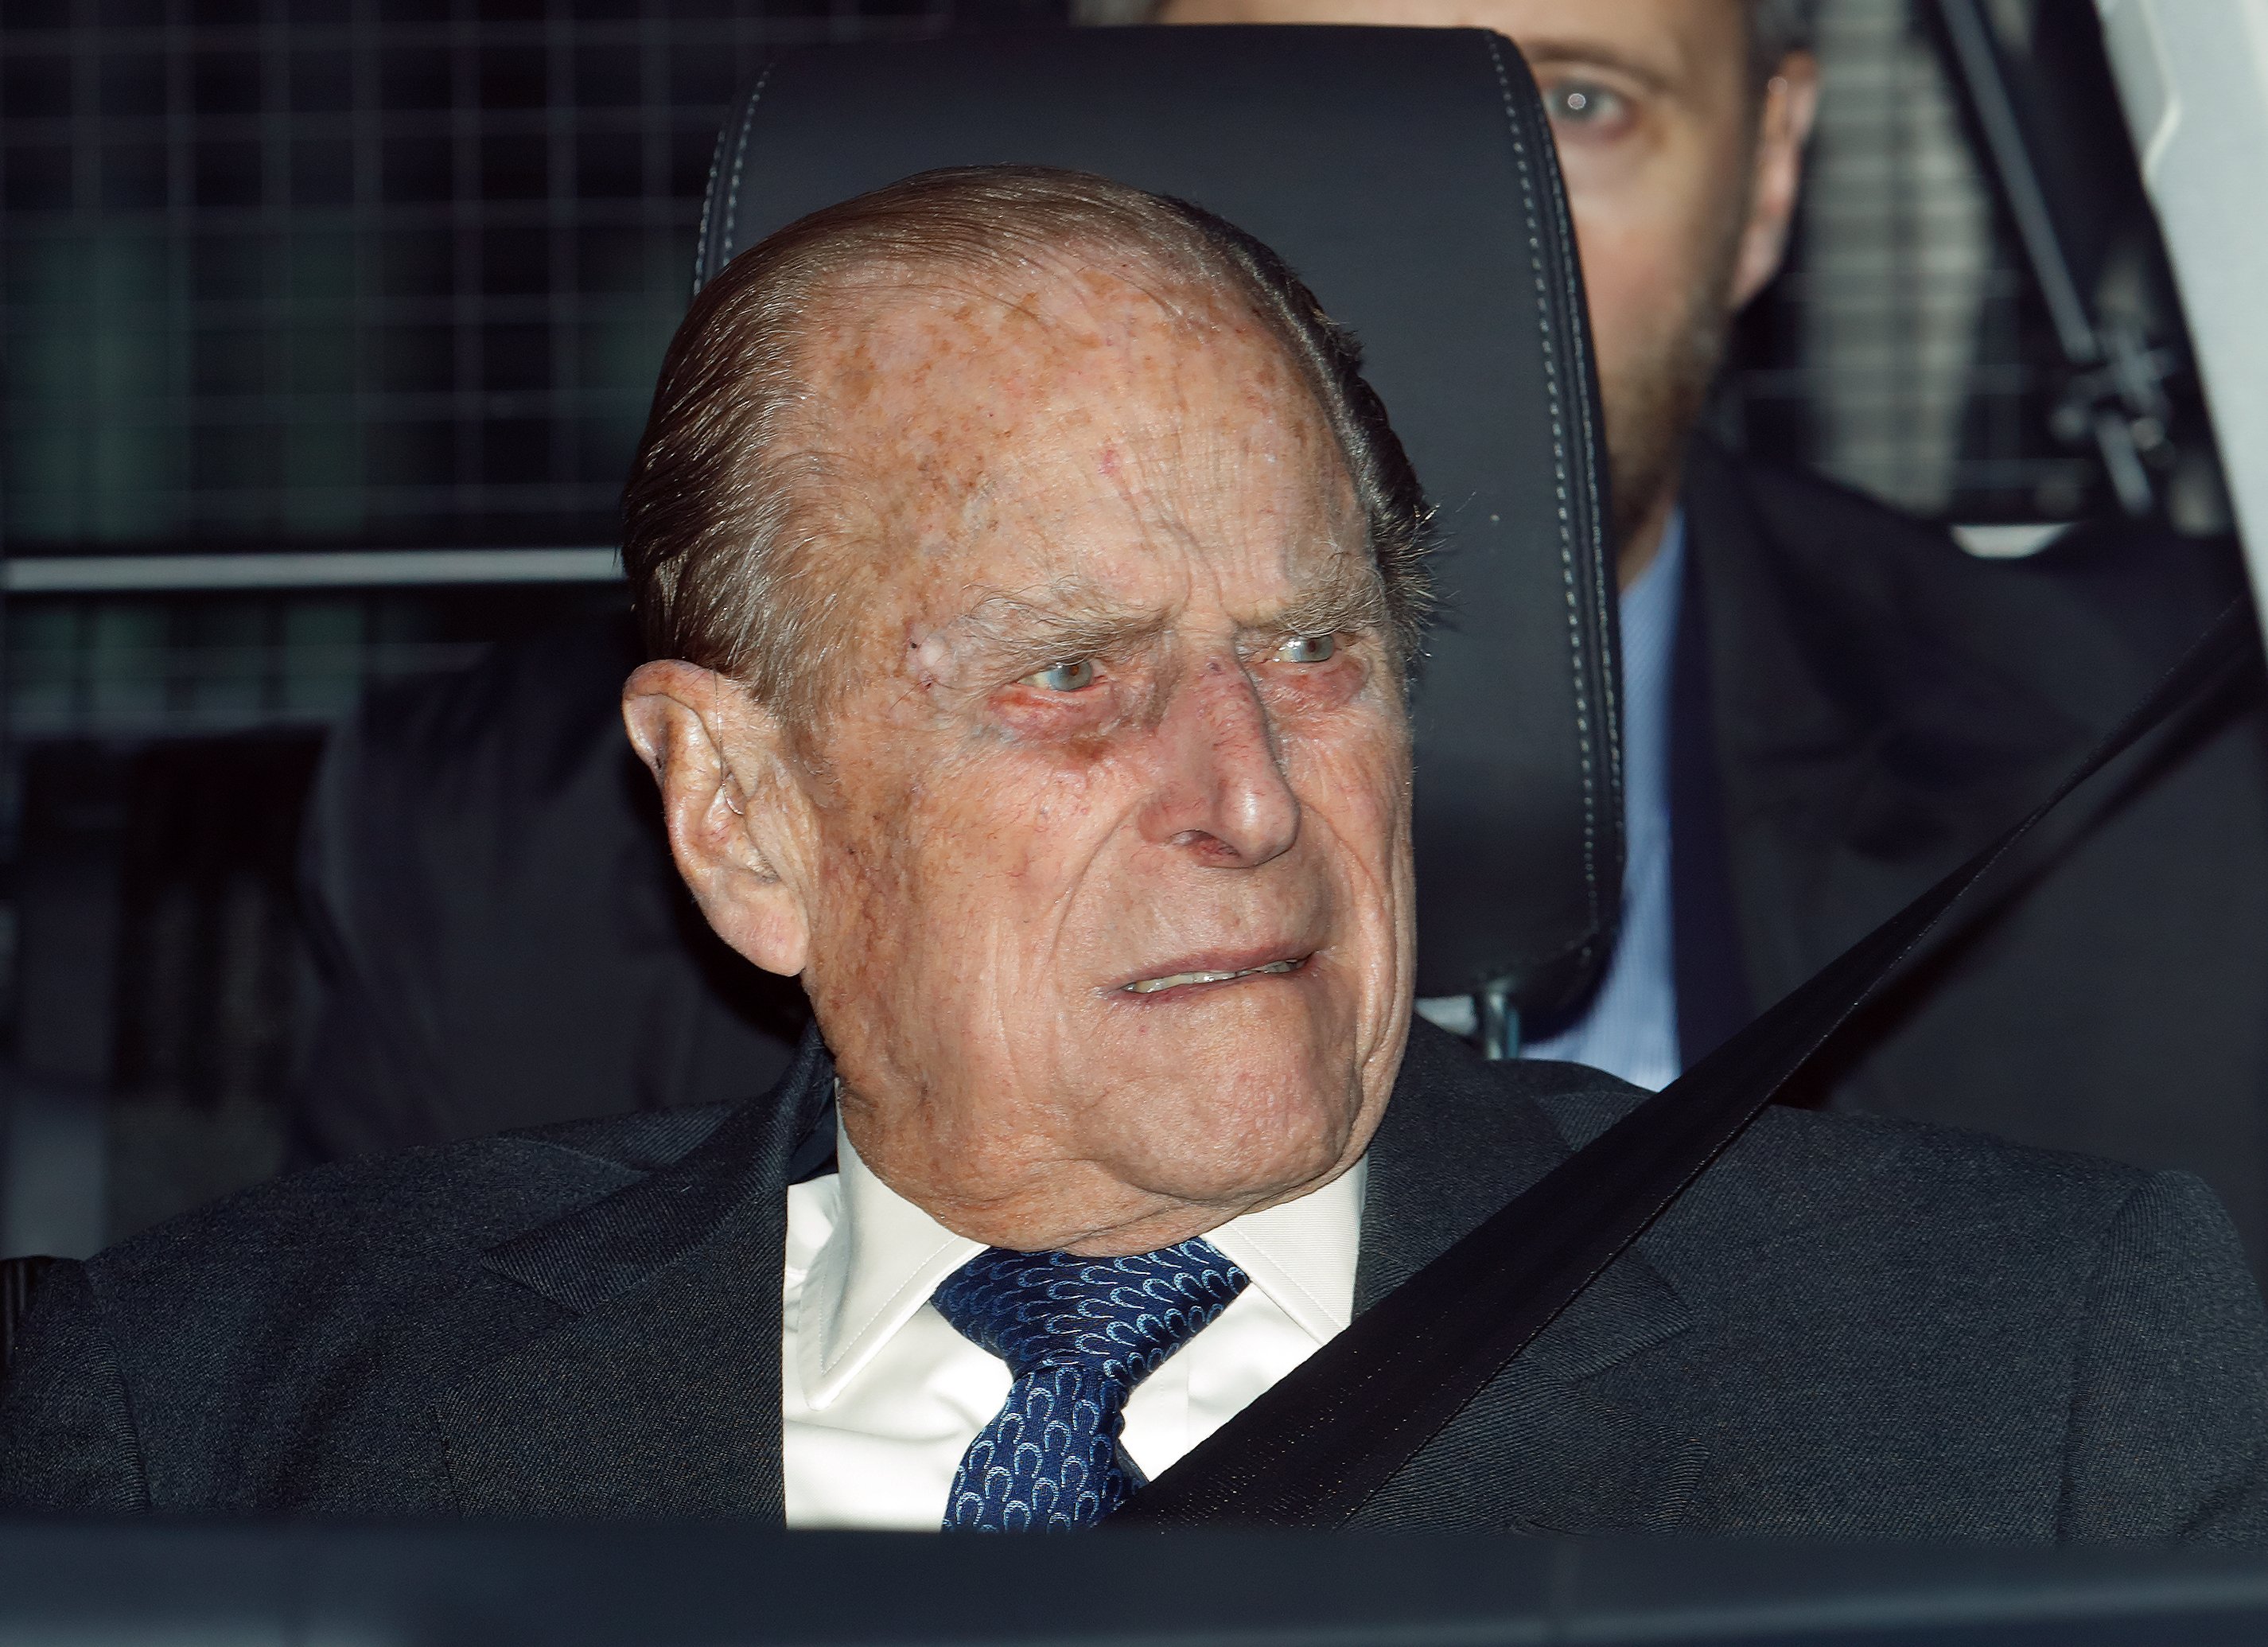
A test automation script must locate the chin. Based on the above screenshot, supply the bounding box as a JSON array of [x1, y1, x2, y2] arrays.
[[1082, 1041, 1366, 1210], [1085, 971, 1372, 1154]]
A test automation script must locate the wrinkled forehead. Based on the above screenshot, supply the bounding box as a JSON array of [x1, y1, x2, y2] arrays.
[[786, 250, 1362, 580]]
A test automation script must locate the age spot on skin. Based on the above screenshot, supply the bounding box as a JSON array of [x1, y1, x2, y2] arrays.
[[909, 629, 955, 691], [1059, 732, 1116, 769]]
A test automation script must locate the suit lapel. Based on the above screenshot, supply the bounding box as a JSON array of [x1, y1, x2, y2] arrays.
[[434, 1028, 834, 1518], [1668, 538, 1755, 1066], [1683, 442, 1883, 1016], [1352, 1024, 1698, 1532], [436, 1018, 1699, 1528], [1682, 442, 2082, 1022]]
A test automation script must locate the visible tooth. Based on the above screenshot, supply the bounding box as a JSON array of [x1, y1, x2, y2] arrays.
[[1126, 960, 1301, 994], [1126, 970, 1240, 993]]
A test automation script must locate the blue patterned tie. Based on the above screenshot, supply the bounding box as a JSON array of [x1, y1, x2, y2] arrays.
[[931, 1239, 1250, 1531]]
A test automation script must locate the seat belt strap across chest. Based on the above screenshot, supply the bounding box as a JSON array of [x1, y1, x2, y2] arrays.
[[1114, 600, 2261, 1531]]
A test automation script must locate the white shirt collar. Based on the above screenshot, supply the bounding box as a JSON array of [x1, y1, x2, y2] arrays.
[[797, 1123, 1367, 1411]]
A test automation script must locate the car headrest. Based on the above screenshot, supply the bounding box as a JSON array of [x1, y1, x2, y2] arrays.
[[691, 25, 1620, 1021]]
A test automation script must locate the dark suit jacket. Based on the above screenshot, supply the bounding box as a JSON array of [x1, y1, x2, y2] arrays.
[[12, 1021, 2268, 1539], [290, 615, 809, 1161], [1679, 442, 2268, 1270]]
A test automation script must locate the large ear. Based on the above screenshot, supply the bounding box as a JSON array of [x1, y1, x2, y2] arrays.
[[622, 660, 811, 977], [1729, 50, 1822, 311]]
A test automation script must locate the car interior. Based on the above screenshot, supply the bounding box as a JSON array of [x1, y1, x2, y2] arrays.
[[2, 1, 2267, 1639]]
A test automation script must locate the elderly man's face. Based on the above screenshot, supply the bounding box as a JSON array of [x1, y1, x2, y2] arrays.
[[633, 255, 1414, 1256], [1161, 0, 1818, 584]]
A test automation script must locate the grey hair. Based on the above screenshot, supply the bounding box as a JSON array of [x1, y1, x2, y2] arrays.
[[621, 165, 1432, 725]]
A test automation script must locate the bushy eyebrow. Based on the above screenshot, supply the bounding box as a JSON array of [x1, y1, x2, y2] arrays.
[[1266, 559, 1392, 644], [939, 554, 1390, 682], [944, 587, 1171, 682]]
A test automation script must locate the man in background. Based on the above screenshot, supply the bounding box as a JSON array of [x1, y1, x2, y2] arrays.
[[296, 0, 2268, 1272], [1151, 0, 1821, 1088]]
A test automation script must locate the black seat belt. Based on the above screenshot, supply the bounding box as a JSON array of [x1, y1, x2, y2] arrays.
[[1115, 600, 2261, 1530]]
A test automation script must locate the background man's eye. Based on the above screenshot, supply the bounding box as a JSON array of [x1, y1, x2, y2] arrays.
[[1546, 80, 1624, 127], [1024, 658, 1095, 691], [1277, 634, 1337, 664]]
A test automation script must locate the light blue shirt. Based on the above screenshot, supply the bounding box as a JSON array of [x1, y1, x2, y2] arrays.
[[1520, 511, 1685, 1089], [1417, 513, 1686, 1089]]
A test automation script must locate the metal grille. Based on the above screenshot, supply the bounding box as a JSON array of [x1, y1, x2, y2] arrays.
[[0, 0, 1058, 556], [5, 582, 611, 739], [0, 0, 1064, 1252], [6, 0, 2195, 555], [1794, 0, 2009, 515], [1724, 0, 2213, 528], [1, 0, 1060, 742]]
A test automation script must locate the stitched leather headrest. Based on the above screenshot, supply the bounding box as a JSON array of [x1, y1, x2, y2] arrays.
[[692, 25, 1620, 1017]]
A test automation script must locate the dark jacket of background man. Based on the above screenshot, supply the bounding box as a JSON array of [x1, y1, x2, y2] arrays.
[[1678, 442, 2268, 1267], [291, 620, 808, 1158], [18, 1024, 2268, 1537]]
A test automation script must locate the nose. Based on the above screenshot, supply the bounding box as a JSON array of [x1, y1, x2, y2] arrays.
[[1136, 656, 1301, 867]]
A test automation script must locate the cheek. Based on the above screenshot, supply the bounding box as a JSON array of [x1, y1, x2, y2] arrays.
[[1255, 652, 1367, 718], [1573, 212, 1684, 382], [816, 743, 1130, 961], [1285, 717, 1410, 868], [1565, 151, 1739, 364]]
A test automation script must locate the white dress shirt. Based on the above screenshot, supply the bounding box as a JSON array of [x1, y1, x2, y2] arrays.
[[782, 1124, 1366, 1530]]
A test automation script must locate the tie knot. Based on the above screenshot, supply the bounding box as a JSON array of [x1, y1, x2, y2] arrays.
[[933, 1238, 1250, 1387]]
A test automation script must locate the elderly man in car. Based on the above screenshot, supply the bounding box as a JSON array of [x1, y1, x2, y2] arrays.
[[4, 166, 2265, 1539]]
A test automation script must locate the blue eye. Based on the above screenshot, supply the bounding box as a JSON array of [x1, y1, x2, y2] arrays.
[[1024, 658, 1095, 691], [1547, 80, 1626, 127], [1276, 634, 1337, 664]]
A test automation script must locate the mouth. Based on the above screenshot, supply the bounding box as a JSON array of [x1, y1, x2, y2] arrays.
[[1120, 954, 1310, 995]]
